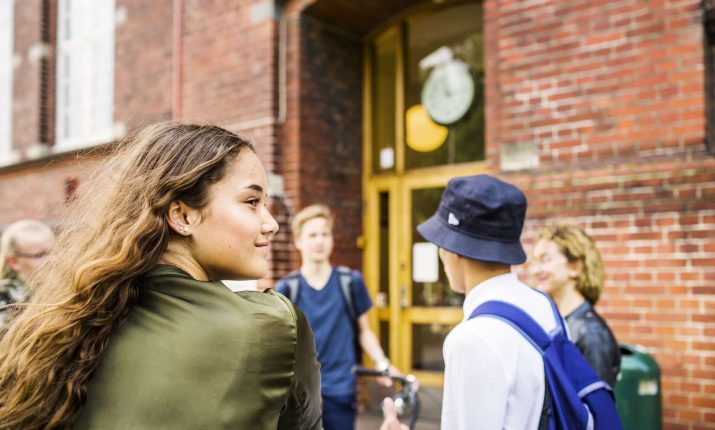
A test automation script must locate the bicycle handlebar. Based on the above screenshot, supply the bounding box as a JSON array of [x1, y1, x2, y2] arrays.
[[352, 365, 421, 430], [352, 366, 406, 382]]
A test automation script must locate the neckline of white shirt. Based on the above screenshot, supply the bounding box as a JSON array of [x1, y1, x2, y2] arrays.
[[462, 272, 520, 320]]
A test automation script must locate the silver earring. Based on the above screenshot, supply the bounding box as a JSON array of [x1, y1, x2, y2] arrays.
[[181, 226, 190, 233]]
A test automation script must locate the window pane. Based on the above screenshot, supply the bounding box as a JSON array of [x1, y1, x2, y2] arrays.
[[94, 0, 112, 30], [63, 114, 70, 139], [412, 323, 452, 371], [57, 0, 115, 146], [62, 83, 70, 109], [70, 82, 82, 137], [371, 31, 397, 174], [63, 52, 71, 80], [378, 191, 390, 305], [0, 0, 13, 156], [94, 103, 112, 132], [404, 3, 485, 170], [76, 0, 93, 38], [63, 0, 72, 39], [412, 187, 464, 307], [379, 320, 390, 361]]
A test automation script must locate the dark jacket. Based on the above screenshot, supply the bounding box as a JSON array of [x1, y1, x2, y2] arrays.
[[74, 265, 322, 429], [0, 277, 26, 327], [565, 301, 621, 387]]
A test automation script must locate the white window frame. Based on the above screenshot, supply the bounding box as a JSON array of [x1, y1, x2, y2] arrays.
[[0, 0, 13, 162], [56, 0, 116, 150]]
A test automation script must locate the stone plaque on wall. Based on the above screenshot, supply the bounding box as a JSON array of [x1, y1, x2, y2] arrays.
[[499, 141, 539, 172]]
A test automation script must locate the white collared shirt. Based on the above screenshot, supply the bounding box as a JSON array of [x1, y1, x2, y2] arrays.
[[441, 273, 559, 430]]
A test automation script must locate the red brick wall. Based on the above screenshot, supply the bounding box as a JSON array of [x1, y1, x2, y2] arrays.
[[2, 0, 175, 224], [275, 9, 364, 275], [40, 0, 56, 148], [514, 167, 715, 429], [295, 16, 363, 270], [179, 0, 284, 286], [12, 0, 44, 153], [484, 1, 715, 428], [0, 156, 104, 227], [114, 0, 174, 130], [3, 1, 715, 427], [487, 0, 705, 166], [181, 0, 277, 158], [273, 11, 302, 277]]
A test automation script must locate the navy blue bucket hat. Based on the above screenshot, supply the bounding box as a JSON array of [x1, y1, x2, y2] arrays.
[[416, 174, 527, 265]]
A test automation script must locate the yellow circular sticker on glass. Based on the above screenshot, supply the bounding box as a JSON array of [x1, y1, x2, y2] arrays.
[[406, 104, 448, 153]]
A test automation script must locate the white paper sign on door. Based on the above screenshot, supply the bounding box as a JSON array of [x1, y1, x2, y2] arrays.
[[412, 242, 439, 283], [380, 147, 395, 170]]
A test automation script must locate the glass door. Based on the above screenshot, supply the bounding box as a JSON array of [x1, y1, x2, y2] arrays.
[[362, 0, 485, 388], [398, 175, 465, 387], [365, 168, 486, 386]]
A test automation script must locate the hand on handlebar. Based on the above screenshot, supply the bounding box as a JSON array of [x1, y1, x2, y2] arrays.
[[376, 364, 401, 387], [380, 398, 409, 430]]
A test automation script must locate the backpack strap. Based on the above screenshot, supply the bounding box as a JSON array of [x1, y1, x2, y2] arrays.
[[335, 266, 363, 363], [469, 300, 552, 352], [336, 266, 357, 320], [470, 301, 555, 430], [532, 288, 570, 337], [283, 272, 301, 304]]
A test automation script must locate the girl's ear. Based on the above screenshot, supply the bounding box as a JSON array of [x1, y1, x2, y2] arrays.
[[166, 200, 201, 236]]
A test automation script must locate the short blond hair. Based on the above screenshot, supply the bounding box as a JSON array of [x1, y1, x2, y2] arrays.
[[292, 204, 334, 240], [537, 224, 604, 305]]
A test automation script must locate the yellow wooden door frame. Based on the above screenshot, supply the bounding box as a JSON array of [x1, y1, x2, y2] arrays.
[[363, 163, 488, 387], [362, 16, 487, 388]]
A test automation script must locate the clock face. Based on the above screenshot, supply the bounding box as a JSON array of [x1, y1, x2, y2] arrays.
[[421, 60, 475, 125]]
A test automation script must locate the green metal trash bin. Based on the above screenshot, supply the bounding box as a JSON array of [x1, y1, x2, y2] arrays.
[[614, 344, 662, 430]]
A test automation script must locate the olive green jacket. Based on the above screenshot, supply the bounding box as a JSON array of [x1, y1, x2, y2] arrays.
[[74, 265, 322, 429]]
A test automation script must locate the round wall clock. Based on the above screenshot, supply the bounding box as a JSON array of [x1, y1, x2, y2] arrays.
[[421, 60, 475, 125]]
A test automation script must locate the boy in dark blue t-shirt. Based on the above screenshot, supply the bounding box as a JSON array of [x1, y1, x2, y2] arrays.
[[275, 204, 397, 430]]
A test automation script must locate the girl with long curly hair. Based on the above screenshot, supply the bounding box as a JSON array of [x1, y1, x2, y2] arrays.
[[529, 224, 621, 387], [0, 123, 321, 429]]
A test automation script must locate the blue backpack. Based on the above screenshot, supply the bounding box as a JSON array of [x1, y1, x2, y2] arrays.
[[469, 295, 623, 430]]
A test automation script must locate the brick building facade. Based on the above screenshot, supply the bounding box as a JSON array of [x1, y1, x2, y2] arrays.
[[2, 0, 714, 428]]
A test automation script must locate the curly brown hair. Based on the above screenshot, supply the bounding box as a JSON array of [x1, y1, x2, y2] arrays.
[[0, 123, 253, 429], [537, 224, 605, 305]]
